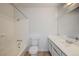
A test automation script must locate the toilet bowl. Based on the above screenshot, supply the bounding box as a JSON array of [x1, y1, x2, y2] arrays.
[[29, 39, 39, 56], [29, 34, 39, 56], [29, 46, 38, 56]]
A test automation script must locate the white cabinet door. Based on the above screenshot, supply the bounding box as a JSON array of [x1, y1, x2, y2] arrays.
[[51, 47, 55, 56], [48, 39, 67, 56], [61, 52, 66, 56], [48, 39, 59, 56], [48, 39, 52, 54], [48, 43, 51, 53], [49, 39, 61, 56], [52, 47, 59, 56], [53, 45, 61, 56]]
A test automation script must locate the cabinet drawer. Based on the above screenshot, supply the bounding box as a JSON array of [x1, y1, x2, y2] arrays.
[[52, 48, 59, 56], [52, 42, 61, 56], [61, 52, 67, 56], [48, 39, 52, 44], [54, 46, 61, 56], [48, 43, 52, 53], [48, 39, 67, 56]]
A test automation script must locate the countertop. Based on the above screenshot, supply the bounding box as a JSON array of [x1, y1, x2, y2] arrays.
[[48, 35, 79, 56]]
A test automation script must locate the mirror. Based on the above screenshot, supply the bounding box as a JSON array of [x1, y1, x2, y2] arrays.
[[57, 3, 79, 39]]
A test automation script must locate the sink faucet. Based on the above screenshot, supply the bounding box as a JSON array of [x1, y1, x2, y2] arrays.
[[75, 37, 79, 40]]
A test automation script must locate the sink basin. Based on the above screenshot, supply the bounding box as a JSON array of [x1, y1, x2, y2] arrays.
[[65, 40, 74, 44], [65, 39, 79, 46], [65, 39, 78, 44]]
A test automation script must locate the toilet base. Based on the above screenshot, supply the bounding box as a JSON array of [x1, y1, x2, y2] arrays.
[[29, 46, 38, 56], [31, 54, 37, 56], [29, 51, 38, 56]]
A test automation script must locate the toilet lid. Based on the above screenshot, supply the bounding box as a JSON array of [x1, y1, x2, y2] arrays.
[[30, 46, 38, 51], [29, 46, 38, 54]]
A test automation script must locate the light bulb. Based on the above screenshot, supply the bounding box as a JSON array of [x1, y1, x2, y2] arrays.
[[66, 3, 73, 6]]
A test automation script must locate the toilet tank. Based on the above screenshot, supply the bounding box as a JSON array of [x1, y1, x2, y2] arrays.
[[30, 34, 40, 46], [31, 39, 39, 46]]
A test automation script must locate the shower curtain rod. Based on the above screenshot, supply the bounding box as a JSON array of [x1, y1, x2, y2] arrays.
[[10, 3, 28, 19]]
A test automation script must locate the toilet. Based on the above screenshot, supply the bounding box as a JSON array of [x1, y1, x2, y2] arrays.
[[29, 37, 39, 56]]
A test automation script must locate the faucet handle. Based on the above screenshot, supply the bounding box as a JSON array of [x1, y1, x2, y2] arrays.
[[75, 37, 79, 40], [17, 40, 22, 48], [17, 40, 22, 42]]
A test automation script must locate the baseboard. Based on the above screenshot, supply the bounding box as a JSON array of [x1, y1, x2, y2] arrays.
[[17, 46, 29, 56]]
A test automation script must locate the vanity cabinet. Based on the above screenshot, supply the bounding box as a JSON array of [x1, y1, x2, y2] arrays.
[[48, 39, 52, 54], [48, 39, 66, 56], [52, 47, 59, 56]]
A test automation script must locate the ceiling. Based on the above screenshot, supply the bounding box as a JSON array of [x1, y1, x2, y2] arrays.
[[14, 3, 63, 7]]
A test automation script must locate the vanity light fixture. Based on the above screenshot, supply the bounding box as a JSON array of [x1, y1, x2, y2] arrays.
[[63, 3, 73, 8], [66, 3, 73, 6]]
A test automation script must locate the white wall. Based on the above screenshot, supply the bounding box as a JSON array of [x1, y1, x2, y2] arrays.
[[18, 6, 58, 51]]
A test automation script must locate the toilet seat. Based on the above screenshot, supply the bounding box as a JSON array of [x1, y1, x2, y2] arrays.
[[29, 46, 38, 55]]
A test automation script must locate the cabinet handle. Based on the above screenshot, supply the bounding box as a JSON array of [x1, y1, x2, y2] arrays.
[[53, 47, 60, 56]]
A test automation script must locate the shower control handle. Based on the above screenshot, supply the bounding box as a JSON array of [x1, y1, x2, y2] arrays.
[[17, 40, 22, 48]]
